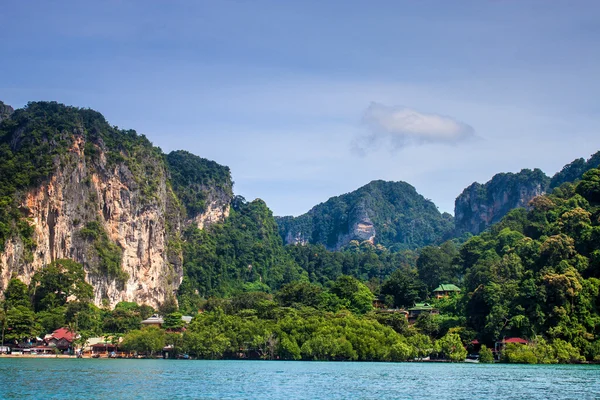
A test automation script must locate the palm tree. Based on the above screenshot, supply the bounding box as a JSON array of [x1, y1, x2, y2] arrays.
[[67, 320, 79, 356]]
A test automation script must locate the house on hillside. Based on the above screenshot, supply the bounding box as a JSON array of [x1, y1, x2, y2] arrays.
[[407, 303, 439, 323], [141, 315, 164, 327], [494, 337, 529, 354], [433, 284, 461, 299], [141, 314, 194, 328], [372, 297, 386, 309], [44, 327, 78, 352]]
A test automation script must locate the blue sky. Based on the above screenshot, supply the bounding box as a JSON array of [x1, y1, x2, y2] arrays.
[[2, 1, 600, 216]]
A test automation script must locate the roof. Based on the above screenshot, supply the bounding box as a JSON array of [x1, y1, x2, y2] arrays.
[[181, 316, 193, 324], [433, 284, 461, 292], [141, 315, 164, 324], [408, 303, 435, 311], [91, 343, 118, 349], [501, 337, 529, 344], [50, 328, 77, 342]]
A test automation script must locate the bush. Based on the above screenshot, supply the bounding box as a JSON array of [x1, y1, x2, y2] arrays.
[[479, 345, 494, 363]]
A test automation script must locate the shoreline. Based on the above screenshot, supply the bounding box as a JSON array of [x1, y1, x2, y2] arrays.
[[1, 354, 597, 365]]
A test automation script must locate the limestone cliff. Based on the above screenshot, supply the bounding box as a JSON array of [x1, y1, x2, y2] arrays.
[[0, 101, 13, 122], [454, 169, 550, 235], [276, 180, 454, 251], [166, 150, 233, 230], [0, 102, 232, 308]]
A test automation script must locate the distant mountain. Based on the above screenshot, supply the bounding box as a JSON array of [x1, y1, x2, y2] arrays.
[[454, 151, 600, 235], [276, 180, 454, 251], [454, 169, 549, 235]]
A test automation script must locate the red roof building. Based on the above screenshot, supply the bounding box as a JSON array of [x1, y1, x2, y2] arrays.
[[50, 328, 77, 342], [495, 337, 530, 354], [502, 337, 529, 344], [45, 328, 78, 351]]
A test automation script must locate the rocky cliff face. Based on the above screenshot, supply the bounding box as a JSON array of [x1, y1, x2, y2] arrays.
[[0, 102, 232, 308], [276, 180, 454, 251], [454, 169, 550, 235], [166, 150, 233, 230], [0, 101, 13, 122]]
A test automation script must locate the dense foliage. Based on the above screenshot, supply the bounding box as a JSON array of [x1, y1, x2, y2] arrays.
[[456, 170, 600, 360], [455, 152, 600, 236], [0, 260, 158, 346], [2, 101, 600, 364], [276, 180, 454, 251], [178, 196, 307, 307], [550, 151, 600, 190], [166, 150, 233, 218]]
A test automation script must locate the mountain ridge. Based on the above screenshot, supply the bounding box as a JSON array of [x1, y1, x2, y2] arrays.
[[275, 180, 454, 251]]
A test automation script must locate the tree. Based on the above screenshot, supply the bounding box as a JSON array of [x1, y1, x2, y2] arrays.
[[183, 326, 230, 359], [30, 259, 93, 312], [479, 345, 494, 363], [4, 278, 31, 309], [163, 312, 184, 331], [121, 326, 165, 356], [158, 294, 179, 315], [417, 242, 459, 291], [5, 306, 38, 342], [435, 332, 467, 362], [102, 308, 142, 334], [275, 282, 324, 309], [381, 268, 426, 308], [330, 276, 374, 314], [407, 333, 433, 360], [36, 307, 66, 334], [576, 169, 600, 203]]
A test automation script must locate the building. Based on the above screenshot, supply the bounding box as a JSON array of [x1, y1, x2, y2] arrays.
[[432, 284, 461, 299], [45, 328, 78, 351], [141, 314, 193, 328], [494, 337, 529, 354], [407, 303, 439, 323], [141, 315, 164, 327], [372, 298, 386, 309]]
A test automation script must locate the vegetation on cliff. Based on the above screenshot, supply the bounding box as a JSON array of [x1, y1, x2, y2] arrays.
[[276, 180, 454, 251], [178, 196, 307, 308], [454, 168, 550, 235], [550, 151, 600, 190], [166, 150, 233, 218], [0, 101, 165, 278], [455, 152, 600, 236], [2, 100, 600, 363], [454, 169, 600, 359]]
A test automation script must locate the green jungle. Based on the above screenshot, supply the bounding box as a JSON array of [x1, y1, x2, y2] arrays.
[[1, 102, 600, 364]]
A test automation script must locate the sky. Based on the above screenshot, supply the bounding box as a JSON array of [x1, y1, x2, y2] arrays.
[[2, 1, 600, 216]]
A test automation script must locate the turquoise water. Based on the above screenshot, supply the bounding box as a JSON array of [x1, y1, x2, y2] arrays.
[[0, 359, 599, 399]]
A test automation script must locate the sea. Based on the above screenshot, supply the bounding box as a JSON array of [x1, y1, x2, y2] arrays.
[[0, 359, 599, 399]]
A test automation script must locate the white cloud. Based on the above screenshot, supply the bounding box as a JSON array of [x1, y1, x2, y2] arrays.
[[354, 102, 476, 153]]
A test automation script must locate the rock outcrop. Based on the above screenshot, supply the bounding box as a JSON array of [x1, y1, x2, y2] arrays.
[[0, 102, 232, 308], [276, 180, 454, 251], [0, 101, 13, 122], [454, 169, 549, 235]]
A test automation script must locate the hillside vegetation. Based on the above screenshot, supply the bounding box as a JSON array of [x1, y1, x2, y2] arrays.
[[276, 180, 454, 251]]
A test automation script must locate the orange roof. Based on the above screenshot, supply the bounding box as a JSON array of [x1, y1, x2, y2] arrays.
[[50, 328, 77, 342], [502, 337, 528, 344]]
